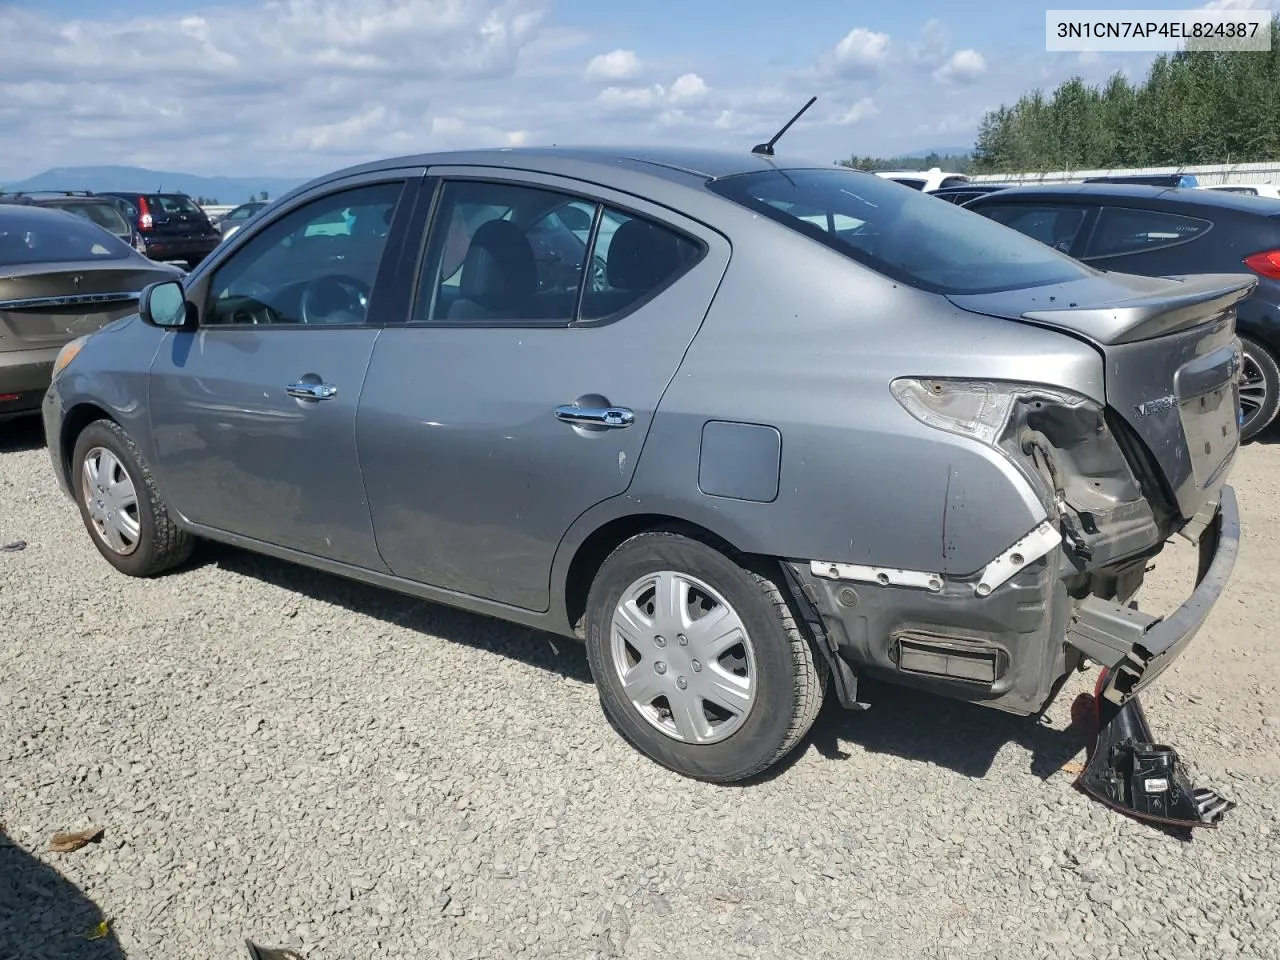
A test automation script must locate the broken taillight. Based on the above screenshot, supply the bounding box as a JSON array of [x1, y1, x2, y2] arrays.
[[1243, 249, 1280, 280]]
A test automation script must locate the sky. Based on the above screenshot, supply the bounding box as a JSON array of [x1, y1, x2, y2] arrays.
[[0, 0, 1276, 181]]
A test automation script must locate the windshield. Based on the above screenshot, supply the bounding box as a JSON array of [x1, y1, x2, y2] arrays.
[[0, 208, 133, 265], [48, 201, 131, 237], [709, 167, 1095, 295]]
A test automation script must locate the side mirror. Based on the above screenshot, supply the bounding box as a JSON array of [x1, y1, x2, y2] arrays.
[[139, 280, 196, 330]]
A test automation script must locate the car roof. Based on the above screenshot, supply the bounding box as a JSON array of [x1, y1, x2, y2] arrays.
[[965, 181, 1280, 215], [292, 145, 849, 196]]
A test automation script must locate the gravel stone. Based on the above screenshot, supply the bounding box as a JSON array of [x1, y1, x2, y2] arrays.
[[2, 419, 1279, 959]]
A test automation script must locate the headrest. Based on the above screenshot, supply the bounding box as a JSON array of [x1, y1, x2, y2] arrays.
[[458, 218, 537, 311], [606, 219, 685, 292]]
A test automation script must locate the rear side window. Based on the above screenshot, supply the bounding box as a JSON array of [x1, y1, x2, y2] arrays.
[[975, 203, 1090, 253], [417, 179, 702, 324], [1084, 207, 1211, 258], [710, 167, 1093, 295]]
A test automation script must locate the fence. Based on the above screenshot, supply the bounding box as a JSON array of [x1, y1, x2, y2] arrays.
[[968, 161, 1280, 186]]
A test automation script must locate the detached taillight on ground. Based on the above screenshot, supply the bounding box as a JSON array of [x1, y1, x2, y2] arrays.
[[1243, 249, 1280, 279], [137, 196, 154, 231]]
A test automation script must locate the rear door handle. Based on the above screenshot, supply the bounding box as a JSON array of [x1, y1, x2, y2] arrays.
[[555, 404, 635, 428], [286, 381, 338, 401]]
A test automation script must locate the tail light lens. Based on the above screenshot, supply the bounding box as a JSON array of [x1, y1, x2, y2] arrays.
[[137, 196, 154, 231], [1243, 249, 1280, 280]]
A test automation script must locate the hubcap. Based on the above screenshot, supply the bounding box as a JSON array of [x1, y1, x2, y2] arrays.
[[609, 571, 757, 745], [1239, 352, 1268, 434], [81, 446, 141, 556]]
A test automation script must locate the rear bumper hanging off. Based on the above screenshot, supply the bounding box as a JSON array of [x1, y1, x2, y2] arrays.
[[1067, 484, 1240, 706]]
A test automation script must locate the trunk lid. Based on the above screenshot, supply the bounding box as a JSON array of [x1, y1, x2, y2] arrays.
[[0, 261, 175, 350], [948, 271, 1256, 520]]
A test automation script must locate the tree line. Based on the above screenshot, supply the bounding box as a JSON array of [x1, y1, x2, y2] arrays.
[[971, 16, 1280, 173], [837, 152, 975, 174]]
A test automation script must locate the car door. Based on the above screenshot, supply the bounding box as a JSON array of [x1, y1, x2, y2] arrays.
[[356, 169, 731, 611], [970, 201, 1098, 258], [146, 170, 423, 569]]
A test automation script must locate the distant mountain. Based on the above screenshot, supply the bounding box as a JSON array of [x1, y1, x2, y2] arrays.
[[0, 165, 306, 204], [902, 146, 973, 159]]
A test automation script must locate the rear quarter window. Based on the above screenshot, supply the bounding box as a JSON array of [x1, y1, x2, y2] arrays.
[[709, 167, 1094, 295], [1084, 207, 1211, 258]]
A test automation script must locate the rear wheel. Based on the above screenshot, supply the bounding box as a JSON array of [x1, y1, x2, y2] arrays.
[[1239, 335, 1280, 442], [584, 530, 827, 782], [71, 419, 194, 577]]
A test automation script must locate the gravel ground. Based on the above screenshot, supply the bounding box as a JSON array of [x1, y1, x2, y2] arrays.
[[2, 415, 1279, 960]]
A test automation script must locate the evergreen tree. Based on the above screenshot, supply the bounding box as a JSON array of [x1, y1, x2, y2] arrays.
[[970, 16, 1280, 172]]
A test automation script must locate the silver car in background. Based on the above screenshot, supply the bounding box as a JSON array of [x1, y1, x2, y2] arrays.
[[41, 146, 1248, 797]]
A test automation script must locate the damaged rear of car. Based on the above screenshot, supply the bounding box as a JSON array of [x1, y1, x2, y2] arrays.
[[694, 165, 1247, 824]]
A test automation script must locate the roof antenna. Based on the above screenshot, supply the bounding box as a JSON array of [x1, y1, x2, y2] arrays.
[[752, 96, 817, 157]]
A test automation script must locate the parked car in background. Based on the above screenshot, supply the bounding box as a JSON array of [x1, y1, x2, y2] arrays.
[[928, 183, 1012, 205], [214, 200, 270, 240], [965, 182, 1280, 440], [0, 190, 147, 255], [0, 204, 183, 421], [1083, 173, 1200, 188], [873, 168, 971, 192], [42, 146, 1248, 788], [1199, 183, 1280, 199], [97, 191, 221, 267]]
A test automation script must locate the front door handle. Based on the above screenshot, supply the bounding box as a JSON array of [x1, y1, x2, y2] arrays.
[[555, 404, 635, 428], [286, 381, 338, 401]]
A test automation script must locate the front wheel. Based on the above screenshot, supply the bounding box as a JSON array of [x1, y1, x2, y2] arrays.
[[1239, 335, 1280, 442], [71, 419, 194, 577], [584, 530, 827, 782]]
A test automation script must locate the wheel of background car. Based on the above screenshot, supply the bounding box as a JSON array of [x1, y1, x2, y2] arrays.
[[589, 254, 607, 293], [1238, 335, 1280, 442], [583, 528, 828, 782], [71, 419, 194, 578], [299, 273, 371, 325]]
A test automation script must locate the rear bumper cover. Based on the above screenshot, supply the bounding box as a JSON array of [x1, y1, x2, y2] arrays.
[[0, 345, 59, 417], [1067, 484, 1240, 705]]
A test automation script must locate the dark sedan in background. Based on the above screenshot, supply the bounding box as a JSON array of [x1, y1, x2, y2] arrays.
[[0, 204, 184, 420], [965, 182, 1280, 440]]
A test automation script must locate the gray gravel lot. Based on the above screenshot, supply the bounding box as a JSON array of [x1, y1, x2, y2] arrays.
[[2, 415, 1279, 960]]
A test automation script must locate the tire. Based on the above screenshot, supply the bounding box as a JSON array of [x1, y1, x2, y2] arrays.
[[1239, 335, 1280, 442], [583, 529, 828, 782], [70, 419, 194, 577]]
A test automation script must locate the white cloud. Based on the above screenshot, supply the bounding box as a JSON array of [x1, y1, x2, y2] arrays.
[[822, 27, 891, 77], [934, 49, 987, 84], [837, 97, 879, 125], [668, 73, 709, 103], [584, 48, 642, 82]]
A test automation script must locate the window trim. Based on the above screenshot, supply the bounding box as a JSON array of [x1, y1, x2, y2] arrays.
[[402, 170, 710, 330], [1079, 204, 1215, 262], [186, 171, 422, 333]]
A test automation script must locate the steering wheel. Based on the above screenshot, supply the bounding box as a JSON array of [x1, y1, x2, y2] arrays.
[[300, 274, 371, 325]]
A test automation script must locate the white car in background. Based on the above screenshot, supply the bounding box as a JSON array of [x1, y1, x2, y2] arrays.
[[1198, 183, 1280, 199], [874, 167, 972, 192]]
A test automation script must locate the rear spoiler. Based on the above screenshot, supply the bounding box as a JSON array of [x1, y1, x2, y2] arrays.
[[1019, 273, 1256, 346]]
